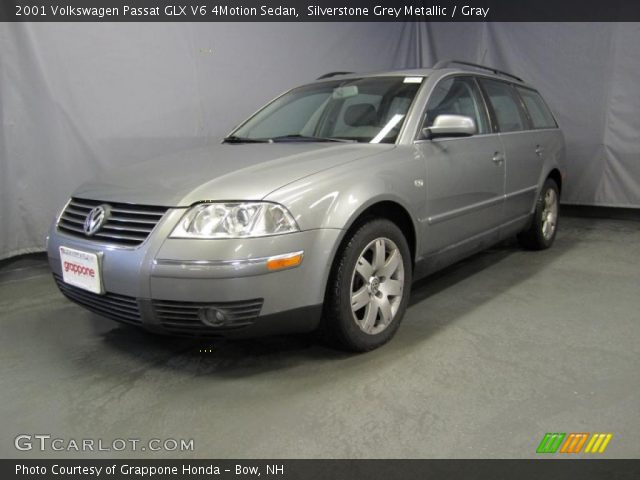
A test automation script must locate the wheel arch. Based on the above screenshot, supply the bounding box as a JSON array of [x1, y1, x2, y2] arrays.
[[329, 197, 418, 276], [348, 200, 416, 264], [547, 168, 563, 196]]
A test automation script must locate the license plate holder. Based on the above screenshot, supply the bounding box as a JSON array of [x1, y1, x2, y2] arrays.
[[59, 246, 103, 294]]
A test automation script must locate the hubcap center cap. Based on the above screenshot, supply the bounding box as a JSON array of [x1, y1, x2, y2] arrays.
[[368, 276, 381, 295]]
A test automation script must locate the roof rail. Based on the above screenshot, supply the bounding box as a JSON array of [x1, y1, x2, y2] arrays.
[[433, 60, 523, 83], [316, 71, 354, 80]]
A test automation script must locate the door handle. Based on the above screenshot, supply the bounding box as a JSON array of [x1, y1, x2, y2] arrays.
[[535, 145, 545, 156], [492, 152, 504, 164]]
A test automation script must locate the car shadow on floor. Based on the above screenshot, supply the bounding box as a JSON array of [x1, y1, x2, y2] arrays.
[[93, 228, 582, 377]]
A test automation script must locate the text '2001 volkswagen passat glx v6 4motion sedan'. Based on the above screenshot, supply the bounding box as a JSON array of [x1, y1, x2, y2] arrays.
[[48, 60, 565, 352]]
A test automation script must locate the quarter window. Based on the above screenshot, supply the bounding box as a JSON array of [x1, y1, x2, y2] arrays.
[[517, 87, 557, 129], [423, 77, 489, 134], [479, 79, 527, 132]]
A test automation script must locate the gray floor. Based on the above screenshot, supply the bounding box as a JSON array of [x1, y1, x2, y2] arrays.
[[1, 216, 639, 459]]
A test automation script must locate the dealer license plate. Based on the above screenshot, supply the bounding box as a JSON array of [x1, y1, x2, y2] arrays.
[[59, 246, 103, 294]]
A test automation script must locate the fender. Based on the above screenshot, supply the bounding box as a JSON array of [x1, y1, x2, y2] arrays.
[[265, 148, 425, 264]]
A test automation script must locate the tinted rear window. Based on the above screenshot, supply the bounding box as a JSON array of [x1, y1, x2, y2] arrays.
[[479, 79, 527, 132], [517, 87, 557, 129]]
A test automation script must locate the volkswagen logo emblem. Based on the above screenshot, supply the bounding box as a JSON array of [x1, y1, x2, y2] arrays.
[[83, 205, 110, 236]]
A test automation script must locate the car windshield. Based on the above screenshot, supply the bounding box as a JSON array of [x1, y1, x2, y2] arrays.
[[229, 76, 423, 144]]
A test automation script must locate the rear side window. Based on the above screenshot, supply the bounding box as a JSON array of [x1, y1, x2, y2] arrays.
[[479, 79, 527, 133], [516, 87, 557, 129]]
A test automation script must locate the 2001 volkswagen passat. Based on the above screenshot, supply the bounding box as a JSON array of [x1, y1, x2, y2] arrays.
[[47, 61, 565, 351]]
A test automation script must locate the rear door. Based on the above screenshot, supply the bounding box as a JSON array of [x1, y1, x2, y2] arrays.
[[415, 75, 505, 255], [478, 78, 544, 221]]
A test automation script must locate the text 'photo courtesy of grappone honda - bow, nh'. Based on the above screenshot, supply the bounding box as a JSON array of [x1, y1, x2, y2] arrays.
[[47, 60, 566, 352]]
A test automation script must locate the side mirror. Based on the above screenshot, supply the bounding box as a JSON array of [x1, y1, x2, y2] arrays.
[[422, 114, 476, 139]]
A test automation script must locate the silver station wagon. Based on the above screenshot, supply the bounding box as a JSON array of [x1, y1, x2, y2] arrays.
[[47, 60, 565, 352]]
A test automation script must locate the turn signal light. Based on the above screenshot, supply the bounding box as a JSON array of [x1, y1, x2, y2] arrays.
[[266, 251, 303, 271]]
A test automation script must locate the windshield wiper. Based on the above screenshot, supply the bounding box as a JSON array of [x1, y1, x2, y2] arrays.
[[223, 135, 271, 144], [268, 134, 355, 143], [224, 134, 356, 144]]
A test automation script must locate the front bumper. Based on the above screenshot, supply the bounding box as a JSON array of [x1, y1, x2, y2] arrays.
[[47, 208, 341, 337]]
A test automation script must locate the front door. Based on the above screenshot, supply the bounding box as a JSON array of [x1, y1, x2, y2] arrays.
[[415, 76, 505, 256]]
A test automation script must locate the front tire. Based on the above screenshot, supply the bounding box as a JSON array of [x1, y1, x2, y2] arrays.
[[323, 219, 412, 352], [518, 178, 560, 250]]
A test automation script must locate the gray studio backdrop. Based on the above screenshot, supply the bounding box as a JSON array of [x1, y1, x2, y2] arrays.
[[1, 22, 639, 259]]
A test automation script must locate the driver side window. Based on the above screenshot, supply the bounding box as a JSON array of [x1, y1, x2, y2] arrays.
[[423, 76, 489, 134]]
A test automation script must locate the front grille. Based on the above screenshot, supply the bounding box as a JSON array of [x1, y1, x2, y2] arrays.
[[53, 274, 142, 325], [153, 299, 263, 334], [57, 197, 169, 247]]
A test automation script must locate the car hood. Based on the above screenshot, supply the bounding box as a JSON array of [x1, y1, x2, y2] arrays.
[[74, 142, 394, 206]]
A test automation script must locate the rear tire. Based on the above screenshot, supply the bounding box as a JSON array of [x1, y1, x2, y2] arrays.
[[322, 219, 412, 352], [518, 178, 559, 250]]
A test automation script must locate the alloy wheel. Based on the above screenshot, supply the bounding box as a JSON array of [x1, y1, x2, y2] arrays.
[[349, 237, 405, 335], [541, 188, 558, 240]]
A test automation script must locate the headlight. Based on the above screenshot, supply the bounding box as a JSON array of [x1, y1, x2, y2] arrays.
[[170, 202, 299, 239]]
